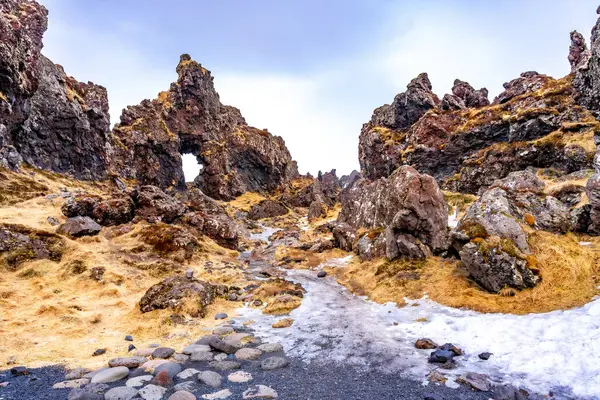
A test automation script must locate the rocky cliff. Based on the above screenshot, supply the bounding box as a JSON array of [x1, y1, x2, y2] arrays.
[[1, 0, 298, 199], [0, 0, 112, 179], [111, 54, 298, 200], [359, 60, 597, 195]]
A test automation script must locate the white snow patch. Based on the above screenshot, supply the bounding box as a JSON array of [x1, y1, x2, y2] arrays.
[[238, 265, 600, 398], [579, 241, 593, 246], [448, 209, 459, 228]]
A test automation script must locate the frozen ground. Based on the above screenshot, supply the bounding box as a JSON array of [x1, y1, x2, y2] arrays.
[[237, 255, 600, 399]]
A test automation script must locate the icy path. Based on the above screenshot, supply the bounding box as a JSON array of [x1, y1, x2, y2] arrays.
[[237, 255, 600, 399]]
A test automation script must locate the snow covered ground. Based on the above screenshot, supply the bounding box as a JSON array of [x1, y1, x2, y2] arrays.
[[237, 256, 600, 399]]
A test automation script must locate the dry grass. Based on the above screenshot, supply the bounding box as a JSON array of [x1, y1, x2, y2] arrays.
[[226, 192, 267, 213], [333, 232, 600, 314], [0, 170, 256, 369], [443, 191, 478, 217]]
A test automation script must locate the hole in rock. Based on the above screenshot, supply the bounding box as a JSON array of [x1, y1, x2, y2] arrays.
[[181, 153, 204, 183]]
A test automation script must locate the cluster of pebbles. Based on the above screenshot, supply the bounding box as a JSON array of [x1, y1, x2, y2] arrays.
[[22, 325, 288, 400]]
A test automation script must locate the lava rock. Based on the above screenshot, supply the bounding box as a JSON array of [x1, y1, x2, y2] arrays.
[[428, 349, 455, 364], [317, 271, 327, 278], [58, 216, 101, 237], [139, 276, 215, 316], [479, 352, 492, 360], [415, 338, 438, 350], [92, 348, 106, 356]]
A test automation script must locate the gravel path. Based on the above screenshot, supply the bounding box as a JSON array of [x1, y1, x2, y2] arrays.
[[0, 356, 491, 400]]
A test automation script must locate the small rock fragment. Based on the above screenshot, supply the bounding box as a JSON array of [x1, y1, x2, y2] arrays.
[[215, 313, 228, 320], [272, 318, 294, 328], [138, 384, 167, 400], [428, 350, 454, 364], [104, 386, 139, 400], [10, 366, 29, 376], [93, 348, 106, 357], [317, 271, 327, 278], [201, 389, 232, 399], [479, 352, 492, 360], [415, 338, 437, 350], [125, 375, 153, 388], [235, 348, 263, 361], [152, 347, 175, 359], [256, 343, 283, 353]]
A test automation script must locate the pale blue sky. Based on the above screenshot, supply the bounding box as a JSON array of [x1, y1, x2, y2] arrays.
[[39, 0, 599, 178]]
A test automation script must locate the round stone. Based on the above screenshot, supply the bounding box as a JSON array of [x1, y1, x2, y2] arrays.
[[317, 271, 327, 278], [134, 348, 155, 357], [234, 348, 262, 361], [227, 371, 253, 383], [208, 360, 241, 371], [52, 379, 89, 389], [197, 370, 222, 388], [169, 390, 197, 400], [177, 368, 200, 379], [256, 343, 283, 353], [90, 367, 129, 383], [153, 362, 182, 378], [108, 357, 147, 368], [104, 386, 138, 400], [125, 374, 153, 388], [260, 356, 289, 371], [174, 381, 197, 392], [182, 344, 211, 355], [152, 347, 175, 359], [65, 367, 91, 380], [212, 327, 233, 336], [213, 353, 227, 361], [138, 384, 167, 400], [215, 313, 228, 320]]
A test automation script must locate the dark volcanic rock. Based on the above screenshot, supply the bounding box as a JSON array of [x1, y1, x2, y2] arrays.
[[1, 1, 112, 179], [111, 54, 298, 200], [248, 199, 289, 220], [139, 275, 215, 317], [62, 194, 134, 226], [58, 216, 102, 237], [133, 185, 187, 223], [574, 12, 600, 112], [0, 224, 64, 269], [454, 170, 571, 292], [307, 199, 328, 221], [569, 30, 591, 72], [339, 170, 361, 189], [336, 166, 448, 259], [370, 73, 439, 131], [0, 0, 48, 131], [360, 54, 596, 194]]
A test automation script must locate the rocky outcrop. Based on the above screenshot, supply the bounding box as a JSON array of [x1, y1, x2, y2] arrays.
[[111, 54, 298, 200], [455, 170, 572, 292], [361, 63, 597, 194], [139, 275, 215, 317], [133, 185, 187, 224], [339, 170, 361, 189], [569, 31, 591, 72], [63, 194, 134, 226], [335, 166, 448, 259], [0, 223, 64, 269], [0, 0, 48, 131], [0, 1, 111, 179], [247, 199, 288, 220], [574, 9, 600, 112], [58, 216, 102, 237]]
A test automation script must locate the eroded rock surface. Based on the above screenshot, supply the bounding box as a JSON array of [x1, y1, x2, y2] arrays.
[[111, 54, 298, 200], [139, 275, 215, 317], [335, 166, 448, 259]]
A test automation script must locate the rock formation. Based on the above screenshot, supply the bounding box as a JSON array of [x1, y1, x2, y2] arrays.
[[360, 67, 597, 194], [453, 170, 574, 292], [335, 166, 448, 259], [139, 275, 216, 317], [573, 11, 600, 234], [0, 1, 112, 179], [111, 54, 298, 200]]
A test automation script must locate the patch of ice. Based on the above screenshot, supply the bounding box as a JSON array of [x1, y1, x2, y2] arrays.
[[579, 241, 593, 246], [237, 265, 600, 399], [448, 209, 459, 228], [249, 224, 280, 244]]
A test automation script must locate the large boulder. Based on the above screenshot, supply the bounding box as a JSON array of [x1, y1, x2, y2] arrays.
[[58, 216, 102, 238], [336, 166, 448, 259], [139, 276, 215, 317], [459, 239, 539, 293], [455, 170, 571, 292], [0, 224, 64, 269], [248, 199, 288, 220], [110, 54, 298, 200], [133, 185, 187, 223], [63, 194, 134, 226]]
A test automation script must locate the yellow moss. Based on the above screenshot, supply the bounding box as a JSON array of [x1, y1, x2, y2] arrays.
[[332, 231, 600, 314], [524, 213, 536, 226]]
